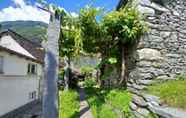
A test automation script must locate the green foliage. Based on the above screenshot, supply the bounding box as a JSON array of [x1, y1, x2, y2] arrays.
[[106, 89, 132, 117], [84, 78, 97, 88], [101, 67, 113, 80], [85, 87, 132, 118], [146, 79, 186, 110], [145, 113, 159, 118], [78, 4, 147, 79], [58, 3, 147, 66], [59, 12, 79, 57], [79, 5, 104, 53], [102, 6, 147, 44], [80, 66, 95, 75], [59, 90, 79, 118], [58, 69, 64, 80], [108, 57, 118, 64], [176, 74, 186, 80]]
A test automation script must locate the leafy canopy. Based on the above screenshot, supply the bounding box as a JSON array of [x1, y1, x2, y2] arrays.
[[57, 3, 147, 66]]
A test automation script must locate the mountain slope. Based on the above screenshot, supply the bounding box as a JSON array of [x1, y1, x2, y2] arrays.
[[0, 21, 48, 43]]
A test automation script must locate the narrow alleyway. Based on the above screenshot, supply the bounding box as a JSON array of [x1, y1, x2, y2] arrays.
[[79, 86, 93, 118]]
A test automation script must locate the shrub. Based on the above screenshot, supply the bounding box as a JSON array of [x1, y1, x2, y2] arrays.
[[84, 78, 97, 88], [80, 66, 95, 76]]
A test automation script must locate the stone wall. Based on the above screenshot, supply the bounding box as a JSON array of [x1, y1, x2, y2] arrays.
[[127, 0, 186, 117], [130, 0, 186, 85]]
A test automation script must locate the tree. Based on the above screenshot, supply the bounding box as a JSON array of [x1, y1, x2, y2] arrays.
[[57, 3, 147, 89], [59, 12, 81, 90], [42, 11, 61, 118], [78, 4, 147, 88], [102, 6, 147, 87]]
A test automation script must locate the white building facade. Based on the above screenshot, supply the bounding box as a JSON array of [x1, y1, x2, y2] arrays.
[[0, 30, 44, 117]]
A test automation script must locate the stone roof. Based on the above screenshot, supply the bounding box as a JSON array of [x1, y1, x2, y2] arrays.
[[0, 29, 45, 64]]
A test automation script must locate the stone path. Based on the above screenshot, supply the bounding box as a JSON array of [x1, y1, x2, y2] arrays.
[[79, 86, 93, 118]]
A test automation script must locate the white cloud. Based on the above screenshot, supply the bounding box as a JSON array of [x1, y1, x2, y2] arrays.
[[70, 12, 79, 18], [0, 0, 50, 23], [13, 0, 25, 6]]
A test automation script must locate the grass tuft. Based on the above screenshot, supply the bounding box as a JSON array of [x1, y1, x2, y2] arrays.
[[59, 90, 79, 118], [147, 79, 186, 110], [85, 87, 132, 118]]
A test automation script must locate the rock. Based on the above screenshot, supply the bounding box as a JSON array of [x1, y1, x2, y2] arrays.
[[160, 31, 171, 38], [151, 35, 164, 42], [132, 95, 148, 107], [143, 94, 160, 102], [137, 5, 155, 15], [142, 94, 161, 106], [132, 84, 147, 90], [149, 105, 186, 118], [137, 108, 150, 117], [128, 82, 147, 90], [127, 87, 140, 95], [148, 101, 160, 107], [130, 102, 138, 110], [132, 110, 146, 118], [138, 80, 154, 85], [138, 48, 164, 61], [137, 61, 152, 67], [156, 75, 176, 80], [139, 73, 153, 80], [138, 68, 164, 77], [150, 2, 170, 12]]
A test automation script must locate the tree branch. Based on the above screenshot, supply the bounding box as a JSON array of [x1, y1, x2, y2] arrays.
[[37, 6, 53, 14]]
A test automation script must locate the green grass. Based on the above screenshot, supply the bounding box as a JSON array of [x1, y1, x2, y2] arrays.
[[59, 90, 79, 118], [147, 79, 186, 110], [85, 87, 133, 118]]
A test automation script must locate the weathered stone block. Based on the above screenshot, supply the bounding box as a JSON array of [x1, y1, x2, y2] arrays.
[[138, 48, 163, 61]]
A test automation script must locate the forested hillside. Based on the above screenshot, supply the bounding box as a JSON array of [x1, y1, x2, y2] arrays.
[[0, 21, 47, 43]]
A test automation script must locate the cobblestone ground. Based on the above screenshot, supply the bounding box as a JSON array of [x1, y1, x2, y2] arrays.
[[14, 103, 42, 118]]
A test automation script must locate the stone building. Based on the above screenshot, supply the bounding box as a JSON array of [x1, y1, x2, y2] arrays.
[[116, 0, 186, 117]]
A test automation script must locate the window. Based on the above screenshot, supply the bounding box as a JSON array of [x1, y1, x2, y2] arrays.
[[29, 91, 37, 100], [0, 56, 3, 74], [27, 63, 37, 75], [32, 91, 37, 99]]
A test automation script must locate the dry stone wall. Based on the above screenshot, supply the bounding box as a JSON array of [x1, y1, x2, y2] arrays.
[[127, 0, 186, 118]]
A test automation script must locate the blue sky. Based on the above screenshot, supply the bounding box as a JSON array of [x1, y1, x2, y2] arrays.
[[0, 0, 119, 23], [0, 0, 119, 12]]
